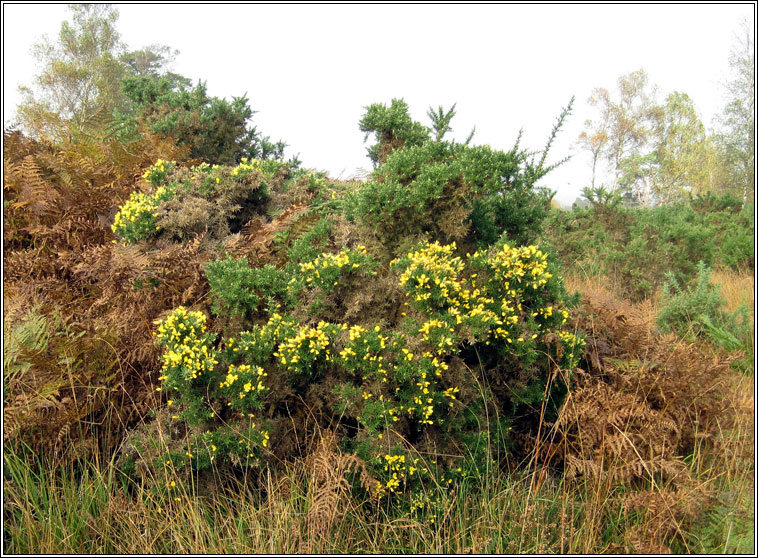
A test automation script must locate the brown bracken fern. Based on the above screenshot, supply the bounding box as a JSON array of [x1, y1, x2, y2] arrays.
[[551, 288, 739, 552], [300, 432, 376, 552]]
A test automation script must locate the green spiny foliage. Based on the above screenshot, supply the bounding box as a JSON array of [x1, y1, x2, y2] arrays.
[[142, 238, 582, 513], [121, 76, 287, 165], [344, 139, 554, 256], [657, 261, 753, 366], [348, 99, 571, 258], [359, 98, 430, 165], [205, 257, 295, 324], [657, 262, 726, 338], [285, 216, 335, 265], [543, 192, 754, 300]]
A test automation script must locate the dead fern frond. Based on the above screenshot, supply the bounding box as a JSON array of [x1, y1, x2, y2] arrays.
[[299, 432, 376, 552]]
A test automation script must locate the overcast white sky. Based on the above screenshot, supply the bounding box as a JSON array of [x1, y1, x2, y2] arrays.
[[3, 2, 754, 204]]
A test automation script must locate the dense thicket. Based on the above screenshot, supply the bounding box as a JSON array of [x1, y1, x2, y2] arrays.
[[3, 89, 752, 550], [543, 191, 754, 300]]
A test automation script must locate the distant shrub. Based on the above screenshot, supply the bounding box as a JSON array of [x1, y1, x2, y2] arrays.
[[657, 261, 726, 338], [657, 262, 753, 366], [543, 192, 755, 301]]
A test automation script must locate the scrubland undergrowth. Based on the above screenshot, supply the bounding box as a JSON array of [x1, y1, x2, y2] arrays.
[[3, 100, 754, 554]]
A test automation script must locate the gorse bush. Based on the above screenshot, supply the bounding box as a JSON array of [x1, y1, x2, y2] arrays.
[[205, 257, 294, 325], [544, 192, 755, 300], [121, 76, 288, 165], [657, 262, 753, 367], [347, 98, 572, 257], [109, 99, 586, 514], [359, 98, 429, 166], [345, 136, 555, 257], [110, 157, 286, 245], [136, 238, 583, 513], [110, 183, 174, 244], [657, 262, 725, 339]]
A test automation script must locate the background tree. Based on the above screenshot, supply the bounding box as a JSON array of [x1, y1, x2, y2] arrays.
[[651, 91, 714, 203], [16, 4, 126, 138], [578, 69, 658, 197], [577, 120, 608, 189], [617, 151, 658, 206], [605, 69, 658, 191], [120, 44, 179, 77], [713, 18, 755, 205], [15, 4, 177, 141], [15, 4, 286, 165], [579, 69, 727, 206]]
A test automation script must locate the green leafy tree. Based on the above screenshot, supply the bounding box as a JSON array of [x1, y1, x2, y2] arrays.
[[580, 69, 658, 197], [120, 44, 179, 77], [651, 91, 714, 204], [617, 151, 658, 206], [16, 4, 126, 138], [577, 121, 608, 189], [582, 70, 723, 206]]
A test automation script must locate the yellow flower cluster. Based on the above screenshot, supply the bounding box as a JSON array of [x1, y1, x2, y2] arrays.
[[142, 159, 175, 179], [372, 453, 429, 498], [396, 242, 519, 344], [154, 307, 218, 382], [482, 243, 552, 293], [557, 330, 585, 368], [297, 246, 368, 287], [219, 363, 268, 400], [111, 191, 157, 234], [396, 242, 465, 304], [142, 159, 177, 185], [368, 350, 453, 428], [338, 324, 389, 379], [273, 320, 340, 373], [111, 182, 174, 243], [225, 313, 297, 366], [417, 319, 456, 355], [155, 306, 206, 341], [397, 242, 572, 349], [231, 157, 263, 177]]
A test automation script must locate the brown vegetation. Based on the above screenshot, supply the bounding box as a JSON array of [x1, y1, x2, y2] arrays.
[[546, 284, 752, 552]]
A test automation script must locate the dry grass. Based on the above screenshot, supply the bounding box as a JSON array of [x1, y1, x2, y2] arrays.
[[711, 268, 755, 315], [5, 377, 754, 556], [565, 268, 754, 326]]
